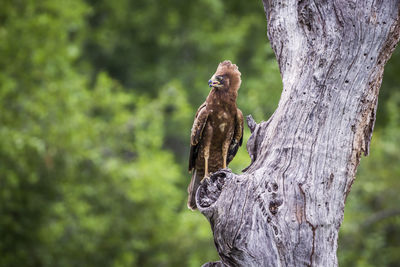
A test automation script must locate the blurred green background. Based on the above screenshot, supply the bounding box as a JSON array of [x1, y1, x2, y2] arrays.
[[0, 1, 399, 266]]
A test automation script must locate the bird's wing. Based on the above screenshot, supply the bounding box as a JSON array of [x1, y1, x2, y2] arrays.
[[227, 108, 244, 165], [189, 103, 208, 171]]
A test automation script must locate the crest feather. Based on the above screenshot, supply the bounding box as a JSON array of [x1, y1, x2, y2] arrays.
[[216, 60, 241, 76], [214, 60, 241, 91]]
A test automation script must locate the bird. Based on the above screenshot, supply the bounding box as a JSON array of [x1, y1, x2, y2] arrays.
[[187, 60, 244, 210]]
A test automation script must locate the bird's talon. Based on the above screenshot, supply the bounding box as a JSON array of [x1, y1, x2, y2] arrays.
[[200, 175, 210, 183]]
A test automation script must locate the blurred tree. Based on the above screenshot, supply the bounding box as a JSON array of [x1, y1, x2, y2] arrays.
[[82, 0, 283, 165], [0, 0, 90, 265], [0, 1, 215, 266], [0, 0, 399, 266]]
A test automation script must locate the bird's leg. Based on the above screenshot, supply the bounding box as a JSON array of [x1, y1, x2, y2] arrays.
[[202, 143, 210, 182], [222, 139, 230, 169], [201, 124, 213, 182]]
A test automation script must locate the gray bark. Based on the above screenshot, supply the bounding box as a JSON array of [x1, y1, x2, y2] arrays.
[[196, 1, 400, 266]]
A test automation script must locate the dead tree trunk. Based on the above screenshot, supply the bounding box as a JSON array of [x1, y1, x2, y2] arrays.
[[196, 1, 400, 266]]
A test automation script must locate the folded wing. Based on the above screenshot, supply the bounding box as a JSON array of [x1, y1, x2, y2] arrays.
[[227, 108, 244, 165], [188, 103, 208, 171]]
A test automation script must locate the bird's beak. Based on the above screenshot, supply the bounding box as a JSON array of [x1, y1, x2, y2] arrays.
[[208, 76, 222, 88]]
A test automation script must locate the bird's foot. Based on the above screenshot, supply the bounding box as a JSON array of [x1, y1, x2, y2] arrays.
[[200, 174, 211, 183]]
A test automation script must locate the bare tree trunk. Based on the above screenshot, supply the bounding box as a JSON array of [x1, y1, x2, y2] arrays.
[[196, 1, 400, 266]]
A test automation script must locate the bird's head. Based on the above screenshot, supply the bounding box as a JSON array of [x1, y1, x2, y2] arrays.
[[208, 60, 241, 92]]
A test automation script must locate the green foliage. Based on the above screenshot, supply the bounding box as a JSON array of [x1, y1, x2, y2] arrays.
[[0, 0, 399, 266], [82, 0, 282, 119]]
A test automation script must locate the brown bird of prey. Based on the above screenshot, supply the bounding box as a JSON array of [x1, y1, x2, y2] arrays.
[[187, 60, 244, 210]]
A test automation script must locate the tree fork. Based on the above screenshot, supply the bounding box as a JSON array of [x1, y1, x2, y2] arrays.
[[196, 1, 400, 266]]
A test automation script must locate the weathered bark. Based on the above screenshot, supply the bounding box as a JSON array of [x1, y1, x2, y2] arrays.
[[196, 1, 400, 266]]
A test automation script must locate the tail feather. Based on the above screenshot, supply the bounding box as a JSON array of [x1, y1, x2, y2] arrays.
[[187, 169, 203, 210]]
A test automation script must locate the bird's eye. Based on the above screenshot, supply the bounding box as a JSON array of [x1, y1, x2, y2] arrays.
[[216, 76, 223, 81]]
